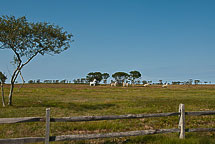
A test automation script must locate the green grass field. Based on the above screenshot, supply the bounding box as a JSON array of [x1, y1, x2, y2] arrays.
[[1, 84, 215, 144]]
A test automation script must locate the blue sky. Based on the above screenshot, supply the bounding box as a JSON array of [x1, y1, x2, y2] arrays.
[[0, 0, 215, 83]]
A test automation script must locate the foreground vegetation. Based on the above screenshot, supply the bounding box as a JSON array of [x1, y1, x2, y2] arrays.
[[1, 84, 215, 144]]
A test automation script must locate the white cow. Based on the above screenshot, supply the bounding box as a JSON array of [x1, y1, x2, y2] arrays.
[[162, 83, 168, 88], [123, 82, 129, 87], [110, 81, 117, 87], [143, 83, 150, 87], [90, 79, 96, 86]]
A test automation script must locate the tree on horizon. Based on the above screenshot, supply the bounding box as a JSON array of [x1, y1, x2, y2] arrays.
[[102, 73, 110, 84], [86, 72, 103, 84], [112, 72, 129, 84], [129, 70, 141, 84]]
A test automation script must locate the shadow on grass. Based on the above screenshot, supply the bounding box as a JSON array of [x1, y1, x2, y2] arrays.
[[14, 101, 116, 112]]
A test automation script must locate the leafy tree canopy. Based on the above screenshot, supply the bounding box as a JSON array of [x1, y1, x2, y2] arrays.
[[0, 16, 72, 60], [102, 73, 110, 80], [112, 72, 129, 83], [129, 70, 141, 81], [194, 80, 201, 85], [86, 72, 103, 83]]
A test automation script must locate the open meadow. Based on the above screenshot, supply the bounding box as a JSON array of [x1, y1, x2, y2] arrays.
[[1, 84, 215, 144]]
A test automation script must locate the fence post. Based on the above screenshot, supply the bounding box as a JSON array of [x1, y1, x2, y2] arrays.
[[45, 108, 50, 144], [178, 104, 185, 139]]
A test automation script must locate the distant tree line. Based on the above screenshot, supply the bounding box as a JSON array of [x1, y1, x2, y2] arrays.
[[28, 79, 71, 84], [73, 71, 142, 84], [171, 79, 211, 85], [73, 73, 212, 85], [26, 75, 211, 85]]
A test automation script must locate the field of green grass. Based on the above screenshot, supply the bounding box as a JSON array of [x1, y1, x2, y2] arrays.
[[1, 84, 215, 144]]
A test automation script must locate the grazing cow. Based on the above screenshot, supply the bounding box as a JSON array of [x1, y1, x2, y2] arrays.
[[143, 83, 150, 87], [110, 81, 117, 87], [123, 82, 129, 87], [90, 79, 96, 86], [162, 83, 168, 88]]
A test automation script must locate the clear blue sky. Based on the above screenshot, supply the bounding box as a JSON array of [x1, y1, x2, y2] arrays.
[[0, 0, 215, 83]]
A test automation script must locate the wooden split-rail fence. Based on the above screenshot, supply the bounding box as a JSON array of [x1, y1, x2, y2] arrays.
[[1, 104, 215, 144]]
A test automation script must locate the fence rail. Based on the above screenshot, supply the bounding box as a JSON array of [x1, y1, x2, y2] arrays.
[[0, 104, 215, 143], [2, 128, 215, 144], [1, 111, 215, 124]]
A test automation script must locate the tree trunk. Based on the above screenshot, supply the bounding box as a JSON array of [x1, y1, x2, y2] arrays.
[[8, 82, 14, 106], [1, 83, 5, 107], [8, 66, 21, 106]]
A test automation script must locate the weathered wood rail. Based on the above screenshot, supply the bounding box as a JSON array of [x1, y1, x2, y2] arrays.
[[0, 104, 215, 144], [2, 111, 215, 124]]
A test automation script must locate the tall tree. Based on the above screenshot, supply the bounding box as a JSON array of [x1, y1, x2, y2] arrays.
[[112, 72, 129, 84], [102, 73, 110, 84], [129, 70, 141, 84], [86, 72, 103, 83], [0, 16, 73, 105], [194, 80, 200, 85], [0, 72, 7, 107]]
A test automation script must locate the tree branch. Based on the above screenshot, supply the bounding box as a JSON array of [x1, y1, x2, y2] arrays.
[[18, 71, 25, 92], [13, 49, 45, 85], [22, 52, 38, 67], [11, 48, 22, 64], [10, 62, 21, 84], [0, 44, 6, 49], [10, 50, 22, 83], [13, 69, 21, 84], [22, 48, 46, 67], [10, 48, 46, 86]]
